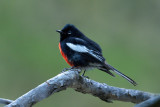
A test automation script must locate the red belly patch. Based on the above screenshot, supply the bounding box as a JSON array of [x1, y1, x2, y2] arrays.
[[59, 43, 74, 66]]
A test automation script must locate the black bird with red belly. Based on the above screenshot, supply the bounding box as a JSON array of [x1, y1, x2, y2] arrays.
[[57, 24, 137, 86]]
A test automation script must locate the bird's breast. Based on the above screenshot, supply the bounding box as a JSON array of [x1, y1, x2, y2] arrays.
[[59, 43, 74, 66]]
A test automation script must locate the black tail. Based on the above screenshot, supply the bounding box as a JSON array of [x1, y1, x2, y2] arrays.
[[100, 63, 137, 86], [98, 67, 115, 77]]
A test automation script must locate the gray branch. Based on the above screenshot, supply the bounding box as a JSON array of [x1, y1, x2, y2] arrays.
[[135, 96, 160, 107], [0, 98, 13, 105], [1, 69, 159, 107]]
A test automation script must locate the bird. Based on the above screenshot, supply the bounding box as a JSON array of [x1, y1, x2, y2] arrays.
[[56, 24, 137, 86]]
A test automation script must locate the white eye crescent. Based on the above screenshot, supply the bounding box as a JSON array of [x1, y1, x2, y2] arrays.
[[68, 31, 72, 35]]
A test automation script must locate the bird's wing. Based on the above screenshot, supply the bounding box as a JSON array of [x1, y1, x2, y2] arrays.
[[66, 38, 105, 62]]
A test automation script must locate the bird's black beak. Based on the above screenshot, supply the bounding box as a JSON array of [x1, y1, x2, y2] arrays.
[[56, 30, 62, 34]]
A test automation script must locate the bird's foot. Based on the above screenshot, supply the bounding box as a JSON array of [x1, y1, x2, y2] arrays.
[[81, 75, 90, 79], [61, 67, 81, 73], [81, 70, 89, 78], [61, 67, 72, 73], [71, 67, 82, 73]]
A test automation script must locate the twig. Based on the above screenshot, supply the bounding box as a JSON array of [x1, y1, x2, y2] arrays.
[[1, 69, 159, 107], [0, 98, 13, 105], [135, 96, 160, 107]]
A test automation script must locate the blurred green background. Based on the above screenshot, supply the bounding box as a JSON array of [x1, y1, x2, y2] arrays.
[[0, 0, 160, 107]]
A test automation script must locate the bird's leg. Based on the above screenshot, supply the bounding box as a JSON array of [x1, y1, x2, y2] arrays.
[[81, 70, 89, 79], [81, 70, 86, 76]]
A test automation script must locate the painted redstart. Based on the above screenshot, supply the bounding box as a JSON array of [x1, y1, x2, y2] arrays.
[[56, 24, 137, 86]]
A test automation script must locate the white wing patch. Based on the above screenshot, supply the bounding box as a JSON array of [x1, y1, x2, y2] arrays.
[[66, 43, 104, 61], [66, 43, 88, 52]]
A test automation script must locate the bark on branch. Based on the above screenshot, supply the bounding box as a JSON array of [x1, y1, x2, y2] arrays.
[[1, 69, 159, 107], [0, 98, 13, 105]]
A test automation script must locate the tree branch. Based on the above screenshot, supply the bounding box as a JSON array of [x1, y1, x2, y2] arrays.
[[0, 98, 13, 105], [1, 69, 159, 107], [135, 96, 160, 107]]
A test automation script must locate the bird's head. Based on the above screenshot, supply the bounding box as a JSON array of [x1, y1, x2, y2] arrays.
[[56, 24, 84, 41]]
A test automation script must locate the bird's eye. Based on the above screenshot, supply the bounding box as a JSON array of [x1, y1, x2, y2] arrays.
[[68, 31, 72, 35]]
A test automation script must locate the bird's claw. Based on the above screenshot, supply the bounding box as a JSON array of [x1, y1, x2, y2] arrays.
[[61, 67, 81, 73], [61, 68, 70, 73], [81, 75, 90, 79]]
